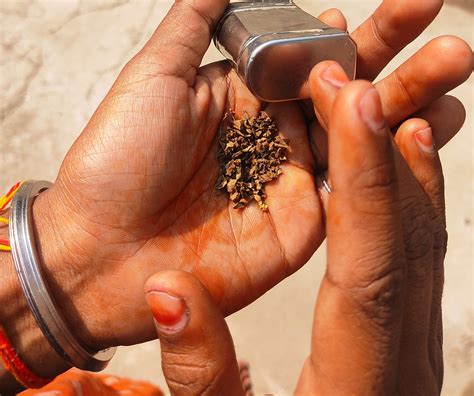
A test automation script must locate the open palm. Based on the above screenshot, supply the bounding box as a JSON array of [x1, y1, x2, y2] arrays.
[[50, 56, 321, 347], [41, 0, 471, 349]]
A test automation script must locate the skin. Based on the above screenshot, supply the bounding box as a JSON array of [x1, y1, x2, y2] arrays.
[[33, 0, 472, 348], [0, 0, 471, 393], [302, 72, 447, 395], [144, 69, 450, 396]]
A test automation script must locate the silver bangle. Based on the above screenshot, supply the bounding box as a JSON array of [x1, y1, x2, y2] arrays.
[[9, 180, 116, 371]]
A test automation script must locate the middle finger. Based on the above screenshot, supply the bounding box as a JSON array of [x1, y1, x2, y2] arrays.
[[352, 0, 443, 80], [308, 34, 472, 169], [376, 35, 472, 127]]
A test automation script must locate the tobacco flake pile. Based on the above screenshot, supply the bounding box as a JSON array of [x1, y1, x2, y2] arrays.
[[216, 111, 289, 211]]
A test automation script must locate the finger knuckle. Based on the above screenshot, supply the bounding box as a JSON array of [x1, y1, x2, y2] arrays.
[[394, 68, 419, 110], [163, 361, 219, 395], [433, 226, 448, 256], [128, 51, 174, 78], [327, 258, 405, 327], [400, 198, 434, 263], [370, 14, 398, 54], [175, 0, 216, 31], [432, 224, 447, 290], [423, 175, 446, 217], [162, 350, 232, 395], [353, 266, 405, 327], [352, 159, 398, 214]]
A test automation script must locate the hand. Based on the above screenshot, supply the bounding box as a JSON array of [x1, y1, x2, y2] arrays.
[[32, 0, 471, 351], [298, 64, 449, 394], [143, 70, 450, 395], [305, 0, 472, 170]]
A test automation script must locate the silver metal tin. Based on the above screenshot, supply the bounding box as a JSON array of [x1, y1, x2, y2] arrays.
[[214, 1, 357, 102]]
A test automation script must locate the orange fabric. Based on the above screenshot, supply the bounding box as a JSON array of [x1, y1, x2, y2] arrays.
[[19, 369, 164, 396]]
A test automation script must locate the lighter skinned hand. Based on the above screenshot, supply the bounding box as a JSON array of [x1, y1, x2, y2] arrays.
[[144, 68, 450, 396], [33, 0, 471, 351]]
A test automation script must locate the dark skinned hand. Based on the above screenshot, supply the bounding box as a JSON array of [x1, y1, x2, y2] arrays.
[[30, 0, 471, 351], [144, 64, 453, 395]]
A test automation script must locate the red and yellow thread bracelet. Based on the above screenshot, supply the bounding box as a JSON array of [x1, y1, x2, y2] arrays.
[[0, 181, 54, 388], [0, 239, 10, 252], [0, 182, 22, 251], [0, 181, 22, 210]]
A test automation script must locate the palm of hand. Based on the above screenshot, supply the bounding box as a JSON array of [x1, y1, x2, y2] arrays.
[[53, 63, 322, 345], [46, 0, 471, 347]]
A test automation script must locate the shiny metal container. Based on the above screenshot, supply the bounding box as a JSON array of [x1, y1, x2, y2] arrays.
[[214, 0, 356, 102]]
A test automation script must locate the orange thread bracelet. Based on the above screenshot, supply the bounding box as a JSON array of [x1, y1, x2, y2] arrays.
[[0, 326, 54, 388]]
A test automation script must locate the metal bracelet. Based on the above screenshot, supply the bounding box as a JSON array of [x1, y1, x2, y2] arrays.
[[9, 180, 116, 371]]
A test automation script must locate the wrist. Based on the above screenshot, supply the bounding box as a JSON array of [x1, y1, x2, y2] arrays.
[[31, 185, 111, 351]]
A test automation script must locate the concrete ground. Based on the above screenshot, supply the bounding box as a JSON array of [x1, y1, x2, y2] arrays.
[[1, 1, 472, 394]]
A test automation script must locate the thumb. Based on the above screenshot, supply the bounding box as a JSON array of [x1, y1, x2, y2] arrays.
[[145, 270, 244, 396], [130, 0, 229, 85]]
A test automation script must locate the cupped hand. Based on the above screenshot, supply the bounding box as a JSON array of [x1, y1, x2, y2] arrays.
[[34, 0, 471, 351], [36, 0, 322, 349], [143, 69, 450, 396]]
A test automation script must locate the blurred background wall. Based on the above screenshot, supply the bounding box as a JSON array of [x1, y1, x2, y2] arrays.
[[1, 1, 472, 394]]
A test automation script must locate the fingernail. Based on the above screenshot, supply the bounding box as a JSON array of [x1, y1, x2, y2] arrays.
[[415, 127, 435, 153], [321, 64, 349, 88], [146, 291, 189, 335], [359, 88, 386, 133]]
